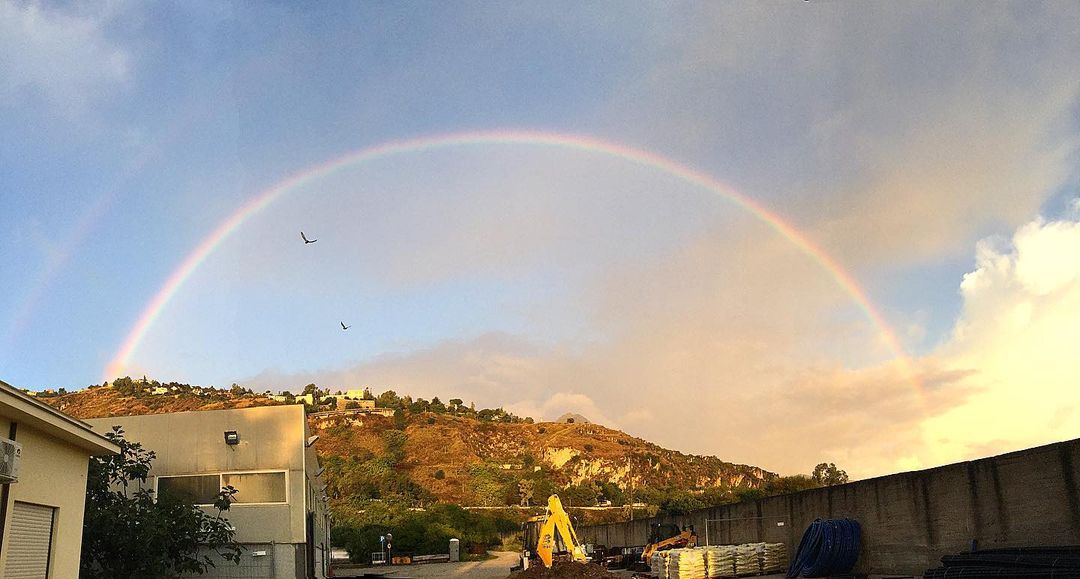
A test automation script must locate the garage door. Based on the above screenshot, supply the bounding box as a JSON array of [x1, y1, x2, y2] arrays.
[[4, 501, 55, 579]]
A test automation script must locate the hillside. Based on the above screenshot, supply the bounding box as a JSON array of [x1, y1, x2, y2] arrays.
[[41, 381, 777, 516], [313, 410, 774, 507]]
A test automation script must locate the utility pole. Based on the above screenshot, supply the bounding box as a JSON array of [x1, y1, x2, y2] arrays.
[[629, 455, 634, 522]]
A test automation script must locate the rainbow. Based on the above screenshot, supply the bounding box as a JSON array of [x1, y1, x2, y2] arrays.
[[102, 130, 919, 392]]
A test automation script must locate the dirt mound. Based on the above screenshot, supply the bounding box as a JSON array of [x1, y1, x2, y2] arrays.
[[508, 561, 617, 578]]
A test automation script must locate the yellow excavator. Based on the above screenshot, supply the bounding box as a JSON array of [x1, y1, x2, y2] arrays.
[[637, 523, 698, 570], [513, 494, 588, 571]]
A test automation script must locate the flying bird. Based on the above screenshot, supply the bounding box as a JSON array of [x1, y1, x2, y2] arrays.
[[301, 231, 317, 244], [341, 322, 350, 331]]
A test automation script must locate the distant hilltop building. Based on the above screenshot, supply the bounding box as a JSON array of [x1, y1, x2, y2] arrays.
[[555, 412, 590, 424]]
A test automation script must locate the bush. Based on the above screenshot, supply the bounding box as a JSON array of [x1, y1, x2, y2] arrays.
[[81, 427, 241, 578], [434, 470, 445, 480]]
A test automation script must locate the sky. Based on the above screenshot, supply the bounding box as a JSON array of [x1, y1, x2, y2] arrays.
[[2, 1, 1080, 479]]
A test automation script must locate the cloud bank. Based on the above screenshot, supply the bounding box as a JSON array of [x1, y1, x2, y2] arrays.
[[241, 203, 1080, 479]]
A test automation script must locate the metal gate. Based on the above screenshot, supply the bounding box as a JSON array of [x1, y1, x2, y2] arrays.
[[4, 501, 55, 579]]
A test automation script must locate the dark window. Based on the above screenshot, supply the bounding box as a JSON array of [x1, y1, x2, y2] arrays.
[[224, 472, 287, 503], [158, 475, 220, 504]]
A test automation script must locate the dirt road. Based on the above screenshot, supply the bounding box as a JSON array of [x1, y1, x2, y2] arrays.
[[332, 551, 519, 578]]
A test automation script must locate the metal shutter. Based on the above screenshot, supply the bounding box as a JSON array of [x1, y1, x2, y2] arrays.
[[4, 501, 55, 579]]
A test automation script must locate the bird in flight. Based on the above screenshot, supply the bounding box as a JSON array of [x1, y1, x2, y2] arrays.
[[341, 322, 350, 331], [301, 231, 317, 244]]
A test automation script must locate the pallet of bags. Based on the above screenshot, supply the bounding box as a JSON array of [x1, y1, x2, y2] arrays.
[[761, 542, 787, 574], [704, 545, 736, 578], [734, 543, 759, 576], [650, 549, 671, 579], [668, 548, 706, 579]]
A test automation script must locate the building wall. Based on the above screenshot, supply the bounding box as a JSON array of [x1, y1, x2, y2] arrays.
[[85, 405, 330, 579], [579, 437, 1080, 576], [0, 419, 93, 579]]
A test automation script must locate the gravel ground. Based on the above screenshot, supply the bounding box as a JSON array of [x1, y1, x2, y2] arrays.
[[331, 551, 520, 578]]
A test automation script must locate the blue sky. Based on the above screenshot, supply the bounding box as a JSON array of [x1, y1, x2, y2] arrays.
[[3, 1, 1080, 476]]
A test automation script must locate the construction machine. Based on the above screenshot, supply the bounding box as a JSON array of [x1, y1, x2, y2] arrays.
[[512, 494, 588, 571], [637, 523, 697, 569]]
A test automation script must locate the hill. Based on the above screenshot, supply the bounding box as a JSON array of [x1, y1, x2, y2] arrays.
[[39, 380, 777, 519]]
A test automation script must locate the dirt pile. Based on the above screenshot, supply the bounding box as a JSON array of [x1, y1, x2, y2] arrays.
[[508, 561, 617, 578]]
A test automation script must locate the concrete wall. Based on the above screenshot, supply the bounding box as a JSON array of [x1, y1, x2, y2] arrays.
[[0, 419, 93, 579], [579, 437, 1080, 576]]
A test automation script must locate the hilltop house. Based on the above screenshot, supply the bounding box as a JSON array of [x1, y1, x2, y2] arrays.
[[85, 405, 331, 579], [0, 379, 119, 577], [345, 388, 380, 401]]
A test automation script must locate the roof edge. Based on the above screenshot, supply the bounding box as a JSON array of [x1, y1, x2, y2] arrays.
[[0, 379, 120, 455]]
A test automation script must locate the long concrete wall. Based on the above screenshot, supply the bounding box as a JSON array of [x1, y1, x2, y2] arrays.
[[579, 437, 1080, 576]]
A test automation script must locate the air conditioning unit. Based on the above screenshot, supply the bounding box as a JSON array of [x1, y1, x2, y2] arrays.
[[0, 438, 21, 484]]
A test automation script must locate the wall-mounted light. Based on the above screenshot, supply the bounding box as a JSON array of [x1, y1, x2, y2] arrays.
[[224, 430, 240, 445]]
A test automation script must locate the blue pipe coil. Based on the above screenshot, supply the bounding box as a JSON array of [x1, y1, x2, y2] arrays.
[[786, 518, 861, 578]]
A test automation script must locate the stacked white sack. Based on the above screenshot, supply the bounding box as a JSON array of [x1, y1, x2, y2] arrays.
[[734, 544, 758, 576], [651, 550, 671, 579], [704, 545, 736, 578], [761, 542, 787, 574], [667, 548, 706, 579]]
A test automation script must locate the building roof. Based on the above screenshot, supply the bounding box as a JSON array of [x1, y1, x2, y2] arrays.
[[0, 379, 120, 455]]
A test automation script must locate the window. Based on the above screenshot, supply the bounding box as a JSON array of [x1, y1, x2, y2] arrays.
[[223, 472, 287, 503], [157, 471, 288, 505], [158, 474, 221, 505]]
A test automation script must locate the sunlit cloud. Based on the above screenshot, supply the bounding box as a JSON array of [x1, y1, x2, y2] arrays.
[[921, 210, 1080, 464]]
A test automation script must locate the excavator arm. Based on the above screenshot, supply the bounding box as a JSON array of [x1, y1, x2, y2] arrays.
[[641, 528, 698, 565], [535, 495, 588, 567]]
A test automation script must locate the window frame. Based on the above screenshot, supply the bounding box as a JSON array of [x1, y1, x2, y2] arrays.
[[155, 469, 290, 506]]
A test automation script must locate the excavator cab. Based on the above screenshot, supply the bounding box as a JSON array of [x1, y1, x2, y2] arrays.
[[648, 523, 682, 545], [512, 495, 588, 571]]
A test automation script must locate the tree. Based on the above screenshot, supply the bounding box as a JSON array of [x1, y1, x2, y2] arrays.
[[362, 387, 375, 400], [81, 427, 241, 578], [429, 397, 447, 414], [377, 390, 402, 409], [434, 470, 446, 480], [812, 463, 849, 486], [345, 401, 360, 409], [302, 383, 318, 395], [766, 474, 820, 495], [658, 491, 705, 515]]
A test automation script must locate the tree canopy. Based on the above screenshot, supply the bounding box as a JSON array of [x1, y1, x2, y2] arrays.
[[80, 427, 242, 578]]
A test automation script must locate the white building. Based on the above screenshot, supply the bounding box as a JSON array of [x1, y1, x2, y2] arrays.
[[86, 405, 330, 578]]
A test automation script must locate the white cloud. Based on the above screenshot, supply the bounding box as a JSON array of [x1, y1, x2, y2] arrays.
[[0, 1, 131, 114], [921, 209, 1080, 463]]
